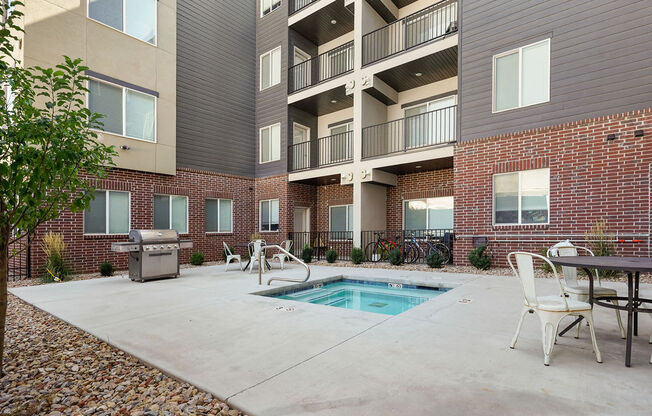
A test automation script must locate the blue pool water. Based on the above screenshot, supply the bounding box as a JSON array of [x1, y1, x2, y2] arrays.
[[271, 279, 447, 315]]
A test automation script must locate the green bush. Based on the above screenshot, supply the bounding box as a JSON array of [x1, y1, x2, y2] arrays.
[[325, 249, 338, 263], [350, 247, 364, 264], [426, 251, 444, 269], [301, 244, 314, 263], [41, 253, 70, 283], [388, 248, 404, 266], [190, 251, 205, 266], [99, 262, 114, 276], [468, 245, 491, 270]]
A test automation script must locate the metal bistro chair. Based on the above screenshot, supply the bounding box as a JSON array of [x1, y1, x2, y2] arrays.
[[272, 240, 293, 269], [508, 252, 602, 366], [547, 241, 625, 339], [248, 240, 267, 274], [223, 241, 243, 271]]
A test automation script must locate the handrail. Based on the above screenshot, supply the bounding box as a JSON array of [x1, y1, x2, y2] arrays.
[[289, 0, 318, 15], [264, 245, 311, 285], [288, 41, 354, 93], [288, 130, 353, 171]]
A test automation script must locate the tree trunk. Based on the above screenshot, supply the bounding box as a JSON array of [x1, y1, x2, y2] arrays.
[[0, 227, 8, 378]]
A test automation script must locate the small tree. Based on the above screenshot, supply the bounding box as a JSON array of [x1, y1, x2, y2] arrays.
[[0, 2, 116, 373]]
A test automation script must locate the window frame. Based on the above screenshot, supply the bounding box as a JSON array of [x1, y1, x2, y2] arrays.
[[154, 194, 189, 234], [401, 196, 454, 230], [259, 123, 281, 164], [492, 168, 550, 226], [260, 46, 281, 91], [86, 0, 158, 46], [205, 198, 234, 234], [259, 199, 280, 232], [83, 190, 131, 235], [329, 204, 353, 240], [492, 38, 550, 113], [87, 78, 158, 143], [260, 0, 282, 18]]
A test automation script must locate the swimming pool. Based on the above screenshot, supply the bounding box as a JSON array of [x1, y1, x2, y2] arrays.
[[268, 279, 447, 315]]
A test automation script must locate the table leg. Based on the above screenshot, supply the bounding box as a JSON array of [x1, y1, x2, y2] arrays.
[[626, 272, 633, 367], [559, 317, 583, 337], [634, 272, 639, 336], [559, 267, 594, 338]]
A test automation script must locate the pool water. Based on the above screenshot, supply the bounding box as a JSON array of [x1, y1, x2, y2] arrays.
[[271, 279, 447, 315]]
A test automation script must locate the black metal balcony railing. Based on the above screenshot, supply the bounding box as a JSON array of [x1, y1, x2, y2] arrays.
[[289, 41, 354, 93], [289, 0, 317, 15], [289, 131, 353, 171], [362, 105, 456, 159], [362, 0, 458, 66]]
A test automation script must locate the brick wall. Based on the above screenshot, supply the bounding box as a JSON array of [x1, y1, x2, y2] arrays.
[[316, 184, 353, 231], [454, 109, 652, 266]]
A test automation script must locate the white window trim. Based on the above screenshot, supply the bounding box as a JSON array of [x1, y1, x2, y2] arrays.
[[401, 197, 454, 230], [87, 78, 158, 144], [492, 168, 550, 226], [259, 199, 279, 233], [329, 121, 353, 136], [83, 190, 131, 235], [329, 204, 353, 240], [86, 0, 158, 46], [403, 94, 458, 115], [260, 46, 281, 91], [259, 123, 281, 164], [155, 194, 189, 234], [260, 0, 282, 17], [492, 38, 550, 113], [205, 198, 234, 234], [293, 122, 310, 143]]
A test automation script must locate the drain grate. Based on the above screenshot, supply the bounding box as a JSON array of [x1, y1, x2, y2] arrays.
[[368, 302, 388, 308]]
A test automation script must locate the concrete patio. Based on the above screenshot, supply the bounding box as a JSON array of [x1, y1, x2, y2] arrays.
[[10, 264, 652, 416]]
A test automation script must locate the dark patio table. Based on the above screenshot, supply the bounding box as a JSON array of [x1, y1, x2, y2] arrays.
[[549, 256, 652, 367], [234, 243, 271, 271]]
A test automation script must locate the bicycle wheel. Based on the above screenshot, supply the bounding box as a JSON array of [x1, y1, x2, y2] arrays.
[[365, 241, 382, 262], [428, 243, 451, 264], [403, 243, 419, 263]]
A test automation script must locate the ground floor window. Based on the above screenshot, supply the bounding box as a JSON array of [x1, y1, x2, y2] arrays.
[[84, 190, 130, 234], [329, 204, 353, 239], [154, 195, 188, 234], [205, 199, 233, 233], [260, 199, 279, 232], [493, 168, 549, 225], [403, 196, 453, 230]]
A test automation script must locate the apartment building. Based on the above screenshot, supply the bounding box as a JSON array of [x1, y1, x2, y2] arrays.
[[15, 0, 651, 275]]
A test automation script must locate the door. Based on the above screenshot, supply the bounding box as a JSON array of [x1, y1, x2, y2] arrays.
[[327, 122, 352, 164], [294, 47, 311, 90], [404, 95, 456, 148], [293, 123, 310, 170], [293, 207, 310, 257]]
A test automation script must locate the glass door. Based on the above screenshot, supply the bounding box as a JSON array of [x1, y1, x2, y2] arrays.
[[404, 95, 456, 149], [328, 122, 352, 164], [293, 123, 310, 170], [294, 47, 311, 90]]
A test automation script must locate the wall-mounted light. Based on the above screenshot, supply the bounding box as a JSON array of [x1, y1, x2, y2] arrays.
[[606, 134, 617, 141], [634, 129, 644, 137]]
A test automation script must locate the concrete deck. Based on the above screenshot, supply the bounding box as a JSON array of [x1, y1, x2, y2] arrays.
[[10, 264, 652, 416]]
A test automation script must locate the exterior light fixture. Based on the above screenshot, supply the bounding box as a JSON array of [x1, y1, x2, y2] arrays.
[[331, 19, 337, 24], [415, 72, 422, 77], [330, 99, 337, 103], [415, 165, 422, 168]]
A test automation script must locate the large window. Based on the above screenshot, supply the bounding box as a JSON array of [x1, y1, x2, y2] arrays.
[[88, 79, 156, 142], [154, 195, 188, 234], [84, 190, 130, 234], [494, 168, 549, 225], [403, 197, 453, 230], [493, 39, 550, 112], [205, 199, 233, 233], [260, 47, 281, 90], [261, 0, 281, 17], [260, 123, 281, 163], [260, 199, 279, 232], [88, 0, 156, 44], [329, 204, 353, 239]]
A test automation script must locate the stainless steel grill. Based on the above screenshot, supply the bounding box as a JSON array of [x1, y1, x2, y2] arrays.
[[111, 229, 193, 282]]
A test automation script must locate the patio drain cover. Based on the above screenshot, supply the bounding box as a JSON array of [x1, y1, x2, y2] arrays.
[[368, 302, 388, 308]]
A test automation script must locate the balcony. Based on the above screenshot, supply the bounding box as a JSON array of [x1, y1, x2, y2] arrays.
[[289, 131, 353, 171], [362, 105, 456, 159], [289, 41, 354, 94], [289, 0, 318, 15], [362, 0, 458, 66], [289, 0, 354, 45]]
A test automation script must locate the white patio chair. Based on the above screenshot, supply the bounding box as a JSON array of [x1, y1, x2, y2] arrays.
[[547, 241, 625, 339], [508, 251, 602, 366], [272, 240, 293, 269], [248, 240, 266, 274], [223, 242, 242, 271]]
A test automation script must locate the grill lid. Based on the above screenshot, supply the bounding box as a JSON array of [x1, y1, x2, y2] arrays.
[[129, 229, 180, 244]]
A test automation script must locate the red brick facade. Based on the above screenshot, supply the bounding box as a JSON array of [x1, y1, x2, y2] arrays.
[[316, 184, 354, 231]]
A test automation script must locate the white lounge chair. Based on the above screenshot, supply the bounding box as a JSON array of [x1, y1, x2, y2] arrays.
[[223, 242, 242, 271], [508, 251, 602, 366], [249, 240, 266, 274], [272, 240, 293, 269], [547, 241, 625, 339]]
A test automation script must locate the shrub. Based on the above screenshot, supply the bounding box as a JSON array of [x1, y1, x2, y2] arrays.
[[586, 220, 619, 278], [325, 249, 338, 263], [350, 247, 364, 264], [190, 251, 205, 266], [426, 251, 444, 268], [301, 244, 314, 263], [468, 245, 491, 270], [40, 232, 70, 283], [99, 262, 114, 277], [388, 248, 404, 266]]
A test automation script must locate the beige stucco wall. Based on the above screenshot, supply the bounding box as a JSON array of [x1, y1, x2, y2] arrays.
[[21, 0, 177, 175], [317, 107, 354, 137], [386, 76, 458, 120]]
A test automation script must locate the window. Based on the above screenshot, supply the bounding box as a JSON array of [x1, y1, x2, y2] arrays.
[[403, 197, 453, 230], [88, 79, 156, 142], [260, 47, 281, 90], [84, 190, 130, 234], [493, 39, 550, 112], [493, 168, 549, 225], [260, 123, 281, 163], [261, 0, 281, 17], [153, 195, 188, 234], [404, 95, 456, 148], [88, 0, 156, 44], [260, 199, 279, 232], [205, 199, 233, 233], [329, 204, 353, 239]]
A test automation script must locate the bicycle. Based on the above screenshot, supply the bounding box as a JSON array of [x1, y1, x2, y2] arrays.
[[365, 232, 400, 262], [402, 232, 451, 264]]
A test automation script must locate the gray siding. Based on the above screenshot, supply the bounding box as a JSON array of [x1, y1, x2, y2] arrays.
[[459, 0, 652, 140], [176, 0, 256, 176]]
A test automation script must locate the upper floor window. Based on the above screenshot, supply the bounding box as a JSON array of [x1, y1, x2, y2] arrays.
[[84, 190, 130, 234], [261, 0, 281, 17], [260, 199, 279, 232], [493, 39, 550, 112], [260, 123, 281, 163], [260, 47, 281, 90], [154, 194, 188, 234], [88, 79, 156, 142], [403, 197, 453, 230], [205, 199, 233, 233], [88, 0, 157, 45], [329, 204, 353, 240], [493, 168, 549, 225]]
